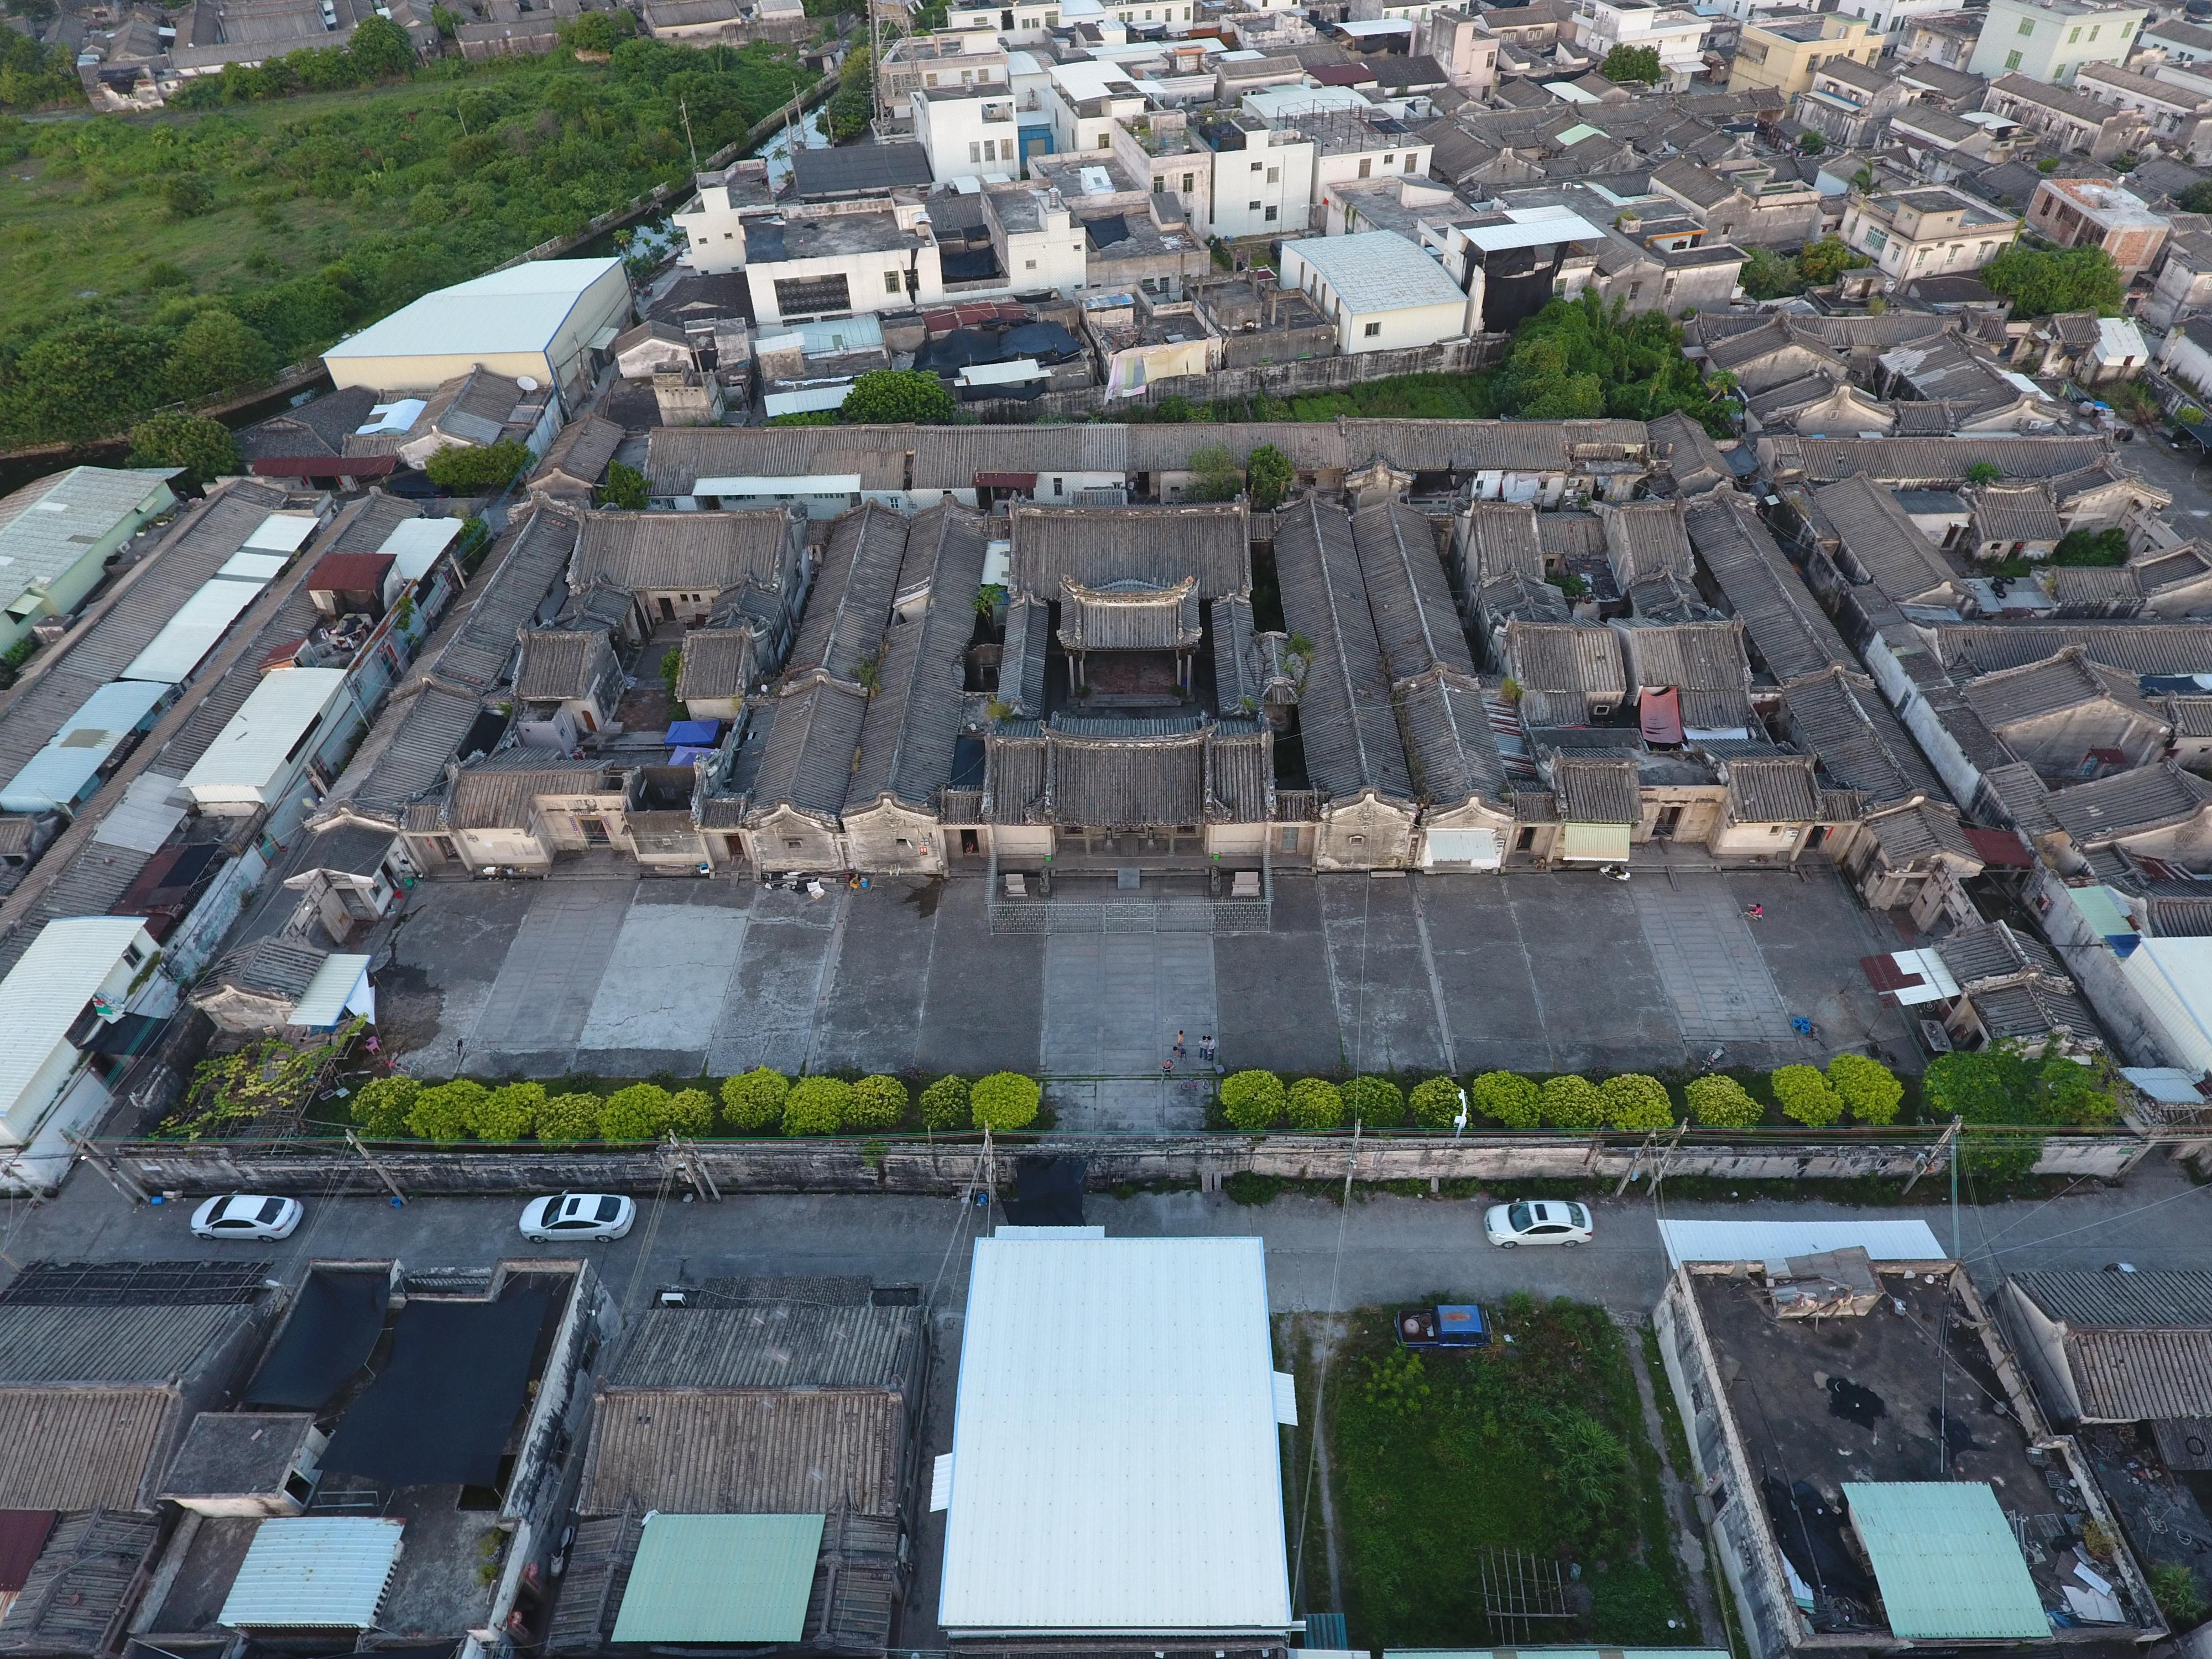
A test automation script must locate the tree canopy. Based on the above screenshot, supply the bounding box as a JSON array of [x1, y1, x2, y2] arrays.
[[1982, 243, 2125, 317], [127, 414, 241, 493], [839, 368, 955, 423], [425, 440, 531, 491], [1491, 289, 1730, 435], [1599, 44, 1661, 83]]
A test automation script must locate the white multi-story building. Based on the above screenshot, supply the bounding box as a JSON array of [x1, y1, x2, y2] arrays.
[[914, 84, 1026, 183], [1833, 0, 1963, 41], [1571, 0, 1709, 85], [1842, 184, 2021, 285], [877, 30, 1009, 118], [1966, 0, 2147, 86], [1194, 108, 1317, 240], [1042, 57, 1155, 153], [1242, 84, 1433, 211]]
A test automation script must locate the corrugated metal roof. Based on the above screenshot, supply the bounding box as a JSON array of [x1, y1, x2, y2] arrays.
[[121, 575, 275, 686], [2065, 1328, 2212, 1420], [219, 1517, 404, 1629], [1658, 1219, 1944, 1267], [612, 1514, 824, 1645], [0, 680, 169, 813], [938, 1236, 1292, 1636], [178, 668, 349, 798], [1843, 1483, 2046, 1640], [0, 467, 175, 618], [0, 917, 151, 1124], [2012, 1270, 2212, 1329], [581, 1386, 903, 1516], [322, 257, 620, 362], [609, 1303, 924, 1390], [0, 1512, 158, 1655], [0, 1387, 176, 1509]]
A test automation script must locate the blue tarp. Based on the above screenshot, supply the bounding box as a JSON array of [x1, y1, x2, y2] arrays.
[[667, 746, 714, 765], [665, 719, 722, 746]]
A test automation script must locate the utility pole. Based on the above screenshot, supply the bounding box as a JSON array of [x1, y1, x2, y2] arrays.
[[344, 1130, 406, 1205], [64, 1130, 149, 1204], [679, 96, 699, 173], [1616, 1128, 1659, 1198], [1949, 1113, 1963, 1263], [1648, 1114, 1691, 1203], [666, 1133, 721, 1202], [1902, 1116, 1959, 1198], [1341, 1117, 1362, 1204], [980, 1122, 996, 1207]]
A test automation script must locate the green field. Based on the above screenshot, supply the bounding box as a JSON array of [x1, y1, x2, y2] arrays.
[[0, 36, 815, 446]]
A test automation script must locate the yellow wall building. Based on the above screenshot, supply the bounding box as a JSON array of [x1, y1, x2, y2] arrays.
[[1726, 14, 1881, 98]]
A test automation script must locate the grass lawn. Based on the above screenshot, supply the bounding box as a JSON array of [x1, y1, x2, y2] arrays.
[[1313, 1296, 1691, 1650]]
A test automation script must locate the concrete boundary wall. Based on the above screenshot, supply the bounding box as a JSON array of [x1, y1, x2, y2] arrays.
[[112, 1127, 2153, 1197]]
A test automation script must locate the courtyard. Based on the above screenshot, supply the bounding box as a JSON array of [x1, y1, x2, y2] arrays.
[[378, 861, 1918, 1126]]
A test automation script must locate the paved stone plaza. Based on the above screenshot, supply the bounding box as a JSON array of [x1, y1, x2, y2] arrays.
[[380, 864, 1917, 1125]]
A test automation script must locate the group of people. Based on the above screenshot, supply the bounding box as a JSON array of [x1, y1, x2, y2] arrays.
[[1164, 1030, 1216, 1074]]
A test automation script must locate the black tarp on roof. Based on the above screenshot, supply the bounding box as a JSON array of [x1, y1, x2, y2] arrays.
[[916, 321, 1084, 373], [1083, 214, 1131, 249], [1000, 321, 1083, 363], [1002, 1156, 1085, 1226], [792, 142, 932, 199], [322, 1287, 549, 1485], [246, 1269, 391, 1412], [938, 246, 1003, 283]]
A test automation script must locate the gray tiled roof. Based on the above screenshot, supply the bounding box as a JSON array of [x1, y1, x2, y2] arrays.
[[1931, 623, 2212, 676], [1811, 473, 1959, 602], [1536, 512, 1607, 559], [646, 425, 914, 496], [1598, 498, 1693, 584], [432, 506, 581, 694], [1778, 435, 2115, 486], [1008, 501, 1250, 602], [1394, 666, 1504, 807], [203, 936, 327, 1000], [1723, 755, 1820, 822], [2047, 761, 2212, 844], [528, 415, 623, 499], [1961, 646, 2159, 730], [1613, 618, 1750, 693], [1274, 497, 1412, 801], [1501, 620, 1626, 726], [1551, 755, 1639, 823], [444, 750, 612, 829], [1057, 576, 1202, 653], [573, 508, 794, 594], [676, 624, 758, 703], [1778, 667, 1940, 805], [1462, 501, 1542, 579], [1682, 489, 1850, 684], [999, 595, 1051, 718], [1964, 481, 2064, 545], [790, 504, 905, 684], [1352, 500, 1474, 680], [748, 673, 869, 821], [851, 502, 989, 810], [1934, 917, 2064, 985], [513, 627, 618, 703]]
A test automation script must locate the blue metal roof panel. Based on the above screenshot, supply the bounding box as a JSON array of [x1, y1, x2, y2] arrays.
[[611, 1513, 825, 1644], [1843, 1482, 2047, 1641]]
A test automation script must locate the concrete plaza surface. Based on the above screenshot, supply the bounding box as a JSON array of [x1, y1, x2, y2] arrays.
[[381, 863, 1917, 1124]]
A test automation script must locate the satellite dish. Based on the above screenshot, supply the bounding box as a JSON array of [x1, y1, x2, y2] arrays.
[[515, 375, 540, 392]]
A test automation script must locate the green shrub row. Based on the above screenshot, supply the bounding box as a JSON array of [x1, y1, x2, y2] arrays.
[[1215, 1055, 1910, 1133], [347, 1069, 1041, 1142]]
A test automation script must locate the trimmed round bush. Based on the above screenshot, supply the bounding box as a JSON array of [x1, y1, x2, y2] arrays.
[[536, 1092, 603, 1143], [599, 1083, 672, 1141], [785, 1077, 852, 1136], [1827, 1052, 1903, 1126], [720, 1068, 787, 1133], [1285, 1077, 1344, 1130], [471, 1081, 544, 1141], [352, 1075, 418, 1138], [666, 1087, 714, 1135], [1771, 1064, 1843, 1128], [1221, 1070, 1286, 1131], [1342, 1074, 1404, 1126], [1686, 1073, 1762, 1128], [1470, 1071, 1540, 1129], [848, 1074, 908, 1130], [920, 1074, 970, 1130], [1601, 1073, 1674, 1131], [1539, 1074, 1605, 1129], [1409, 1076, 1467, 1129], [408, 1079, 487, 1141], [971, 1072, 1040, 1131]]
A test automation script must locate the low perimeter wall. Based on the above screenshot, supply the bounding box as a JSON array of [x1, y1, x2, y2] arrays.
[[112, 1128, 2156, 1197]]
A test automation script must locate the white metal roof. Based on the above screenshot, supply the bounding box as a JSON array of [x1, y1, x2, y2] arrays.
[[122, 575, 274, 685], [218, 1517, 404, 1629], [695, 474, 864, 497], [322, 258, 622, 364], [0, 467, 175, 617], [0, 680, 170, 813], [289, 954, 374, 1030], [0, 916, 151, 1123], [93, 773, 188, 853], [1460, 203, 1606, 252], [1284, 231, 1469, 317], [377, 518, 467, 578], [179, 667, 350, 798], [2096, 316, 2148, 362], [938, 1235, 1294, 1636], [218, 550, 294, 581], [242, 513, 320, 553], [1659, 1218, 1946, 1268]]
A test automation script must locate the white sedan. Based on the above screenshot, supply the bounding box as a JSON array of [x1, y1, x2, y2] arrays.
[[191, 1194, 303, 1240], [1485, 1198, 1593, 1248], [520, 1193, 636, 1241]]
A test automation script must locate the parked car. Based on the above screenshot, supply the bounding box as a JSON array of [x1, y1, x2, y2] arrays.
[[1484, 1199, 1592, 1248], [190, 1194, 304, 1240], [1395, 1303, 1491, 1348], [520, 1193, 636, 1241]]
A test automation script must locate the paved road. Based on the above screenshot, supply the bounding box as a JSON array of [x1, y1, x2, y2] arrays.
[[25, 1149, 2212, 1315]]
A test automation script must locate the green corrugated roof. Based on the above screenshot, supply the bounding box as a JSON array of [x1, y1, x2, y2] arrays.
[[611, 1514, 825, 1644], [1844, 1483, 2048, 1640]]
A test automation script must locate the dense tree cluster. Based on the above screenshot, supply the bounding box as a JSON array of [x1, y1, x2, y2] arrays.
[[1491, 289, 1731, 434], [1599, 44, 1660, 83], [166, 15, 416, 108], [0, 38, 812, 446], [0, 30, 78, 111], [1983, 242, 2125, 317]]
